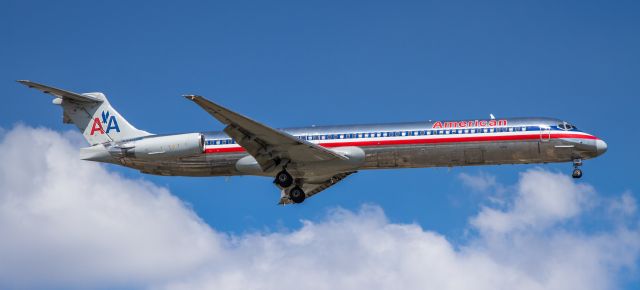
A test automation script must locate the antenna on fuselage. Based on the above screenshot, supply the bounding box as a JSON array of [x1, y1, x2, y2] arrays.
[[489, 114, 495, 120]]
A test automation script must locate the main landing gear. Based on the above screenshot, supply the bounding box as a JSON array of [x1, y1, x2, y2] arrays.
[[275, 170, 294, 188], [288, 186, 306, 204], [572, 158, 583, 179], [274, 170, 306, 204]]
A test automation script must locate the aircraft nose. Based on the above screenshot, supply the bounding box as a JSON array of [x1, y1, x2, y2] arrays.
[[595, 139, 608, 155]]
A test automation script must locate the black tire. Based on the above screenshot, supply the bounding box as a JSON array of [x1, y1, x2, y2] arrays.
[[572, 168, 583, 179], [289, 186, 306, 204], [275, 170, 293, 188]]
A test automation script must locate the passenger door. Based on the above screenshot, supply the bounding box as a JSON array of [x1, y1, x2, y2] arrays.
[[539, 126, 551, 142], [538, 126, 553, 161]]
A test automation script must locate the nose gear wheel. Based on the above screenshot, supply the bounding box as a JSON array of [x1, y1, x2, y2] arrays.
[[572, 159, 583, 179]]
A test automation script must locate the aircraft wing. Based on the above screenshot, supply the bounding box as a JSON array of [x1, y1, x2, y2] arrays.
[[279, 171, 356, 204], [184, 95, 347, 172], [17, 80, 102, 103]]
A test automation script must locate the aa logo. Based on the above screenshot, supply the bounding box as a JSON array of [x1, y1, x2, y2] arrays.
[[90, 111, 120, 135]]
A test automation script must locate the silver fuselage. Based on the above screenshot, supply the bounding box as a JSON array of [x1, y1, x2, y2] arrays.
[[113, 117, 606, 178]]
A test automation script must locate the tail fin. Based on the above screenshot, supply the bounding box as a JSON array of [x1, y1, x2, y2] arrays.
[[18, 80, 151, 145]]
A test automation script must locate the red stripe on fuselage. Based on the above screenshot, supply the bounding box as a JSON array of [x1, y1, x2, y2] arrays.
[[203, 133, 597, 154]]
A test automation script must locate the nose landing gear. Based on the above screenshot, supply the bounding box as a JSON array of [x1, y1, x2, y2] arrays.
[[572, 158, 583, 179], [572, 168, 583, 178]]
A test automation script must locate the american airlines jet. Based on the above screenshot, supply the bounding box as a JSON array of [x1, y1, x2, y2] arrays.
[[19, 81, 608, 204]]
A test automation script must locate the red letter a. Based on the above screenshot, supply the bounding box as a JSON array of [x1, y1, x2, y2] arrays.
[[90, 118, 105, 135]]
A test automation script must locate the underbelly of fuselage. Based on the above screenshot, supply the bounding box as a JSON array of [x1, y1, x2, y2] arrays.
[[120, 138, 587, 177], [360, 139, 574, 169]]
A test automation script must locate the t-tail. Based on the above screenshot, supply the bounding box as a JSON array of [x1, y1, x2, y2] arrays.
[[17, 80, 151, 145]]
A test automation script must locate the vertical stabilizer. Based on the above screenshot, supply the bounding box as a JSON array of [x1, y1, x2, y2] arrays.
[[18, 80, 151, 145]]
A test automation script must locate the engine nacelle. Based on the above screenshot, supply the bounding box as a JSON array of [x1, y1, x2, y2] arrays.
[[124, 133, 204, 160]]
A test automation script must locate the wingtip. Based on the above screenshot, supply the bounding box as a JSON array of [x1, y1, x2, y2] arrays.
[[183, 94, 201, 101], [16, 80, 35, 88]]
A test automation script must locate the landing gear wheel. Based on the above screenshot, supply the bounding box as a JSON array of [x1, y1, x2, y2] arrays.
[[275, 170, 293, 188], [289, 186, 306, 204], [572, 168, 583, 179], [572, 158, 583, 179]]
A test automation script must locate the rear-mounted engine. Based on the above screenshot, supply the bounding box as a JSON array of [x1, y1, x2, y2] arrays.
[[112, 133, 205, 160]]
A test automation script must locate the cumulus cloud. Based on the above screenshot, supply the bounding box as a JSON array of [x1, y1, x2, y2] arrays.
[[458, 171, 499, 192], [0, 126, 222, 288], [470, 170, 595, 234], [0, 126, 638, 290], [609, 191, 637, 217]]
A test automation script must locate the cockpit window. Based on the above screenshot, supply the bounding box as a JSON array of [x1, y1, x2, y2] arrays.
[[558, 122, 577, 131]]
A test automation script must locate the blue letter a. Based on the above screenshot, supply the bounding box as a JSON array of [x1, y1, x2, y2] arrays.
[[105, 116, 120, 133]]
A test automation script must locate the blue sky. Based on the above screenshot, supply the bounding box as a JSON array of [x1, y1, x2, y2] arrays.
[[1, 1, 639, 289]]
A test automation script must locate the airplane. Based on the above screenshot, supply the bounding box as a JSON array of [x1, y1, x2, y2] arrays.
[[18, 80, 608, 204]]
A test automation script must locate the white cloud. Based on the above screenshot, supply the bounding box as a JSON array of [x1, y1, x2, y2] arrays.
[[470, 169, 595, 234], [0, 126, 222, 288], [0, 126, 638, 290], [458, 171, 498, 192], [609, 191, 637, 217], [457, 171, 507, 205]]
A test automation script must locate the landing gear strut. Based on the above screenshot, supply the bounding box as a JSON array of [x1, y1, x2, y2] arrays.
[[572, 158, 583, 179], [275, 170, 293, 188], [288, 186, 306, 204]]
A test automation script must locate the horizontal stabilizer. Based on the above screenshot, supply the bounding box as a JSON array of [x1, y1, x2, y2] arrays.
[[19, 80, 151, 145], [17, 80, 103, 103]]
